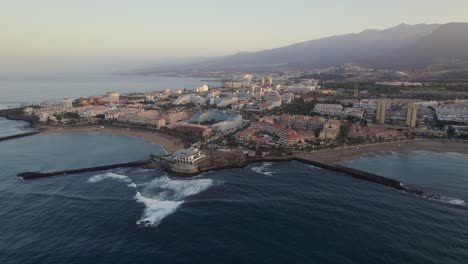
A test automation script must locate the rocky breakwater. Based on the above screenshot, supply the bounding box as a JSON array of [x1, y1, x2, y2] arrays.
[[176, 151, 451, 205], [18, 160, 150, 180], [0, 108, 42, 142]]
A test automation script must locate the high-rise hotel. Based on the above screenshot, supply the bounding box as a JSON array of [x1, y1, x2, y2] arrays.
[[376, 100, 387, 124], [406, 104, 418, 127]]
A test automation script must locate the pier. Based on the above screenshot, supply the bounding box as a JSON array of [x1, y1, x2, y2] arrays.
[[0, 132, 41, 142], [18, 160, 150, 180], [194, 155, 424, 196], [0, 111, 41, 142]]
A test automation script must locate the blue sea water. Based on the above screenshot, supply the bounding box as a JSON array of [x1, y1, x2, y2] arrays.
[[0, 74, 221, 108], [0, 117, 33, 137], [1, 130, 468, 264]]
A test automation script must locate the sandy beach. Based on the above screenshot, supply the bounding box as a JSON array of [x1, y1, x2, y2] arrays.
[[295, 139, 468, 164], [38, 125, 184, 153], [35, 124, 467, 165]]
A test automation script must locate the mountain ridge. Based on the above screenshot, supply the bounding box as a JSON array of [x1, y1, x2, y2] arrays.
[[138, 22, 468, 74]]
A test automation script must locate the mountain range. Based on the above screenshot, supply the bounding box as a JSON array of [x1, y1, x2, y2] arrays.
[[139, 22, 468, 74]]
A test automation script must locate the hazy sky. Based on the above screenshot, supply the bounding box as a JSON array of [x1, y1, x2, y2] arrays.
[[1, 0, 468, 76]]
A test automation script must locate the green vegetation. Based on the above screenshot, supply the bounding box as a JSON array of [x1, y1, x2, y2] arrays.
[[268, 99, 318, 116], [53, 111, 80, 121], [447, 126, 456, 139], [225, 135, 238, 149], [337, 122, 351, 144]]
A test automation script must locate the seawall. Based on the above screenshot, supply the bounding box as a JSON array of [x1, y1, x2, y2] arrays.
[[0, 111, 42, 142], [0, 132, 41, 142], [18, 160, 149, 180], [187, 155, 426, 197]]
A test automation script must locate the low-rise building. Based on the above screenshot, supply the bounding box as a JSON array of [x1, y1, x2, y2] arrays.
[[319, 120, 342, 141], [275, 114, 325, 131], [314, 104, 343, 116]]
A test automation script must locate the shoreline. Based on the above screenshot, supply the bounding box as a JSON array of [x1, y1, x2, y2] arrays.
[[190, 139, 468, 177], [2, 111, 467, 168], [37, 125, 184, 153], [294, 139, 468, 164]]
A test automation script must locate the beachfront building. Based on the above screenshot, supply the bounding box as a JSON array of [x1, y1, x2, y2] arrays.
[[162, 110, 189, 124], [376, 100, 387, 124], [319, 120, 342, 141], [275, 114, 325, 131], [114, 110, 167, 129], [168, 148, 207, 174], [235, 122, 315, 147], [406, 104, 418, 127], [172, 148, 206, 165], [169, 124, 213, 139], [348, 125, 404, 142]]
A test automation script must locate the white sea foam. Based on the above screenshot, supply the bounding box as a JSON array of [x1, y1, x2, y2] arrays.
[[134, 191, 183, 227], [438, 196, 467, 206], [423, 194, 467, 207], [134, 176, 213, 227], [88, 172, 136, 188], [251, 162, 274, 176], [448, 199, 466, 206], [88, 172, 213, 228]]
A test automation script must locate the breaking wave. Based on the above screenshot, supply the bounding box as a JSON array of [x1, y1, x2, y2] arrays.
[[135, 176, 213, 227], [251, 162, 275, 176], [430, 196, 466, 206], [88, 172, 137, 188], [88, 172, 213, 228]]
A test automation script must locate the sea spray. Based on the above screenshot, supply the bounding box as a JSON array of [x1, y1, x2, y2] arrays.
[[88, 172, 213, 227], [88, 172, 136, 188], [251, 162, 275, 176], [135, 176, 213, 227]]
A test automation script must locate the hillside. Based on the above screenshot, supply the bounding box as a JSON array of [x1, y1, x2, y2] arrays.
[[138, 22, 468, 73]]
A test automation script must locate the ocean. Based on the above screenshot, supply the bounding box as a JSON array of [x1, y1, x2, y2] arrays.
[[0, 74, 221, 108], [0, 117, 33, 137], [1, 76, 468, 263]]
